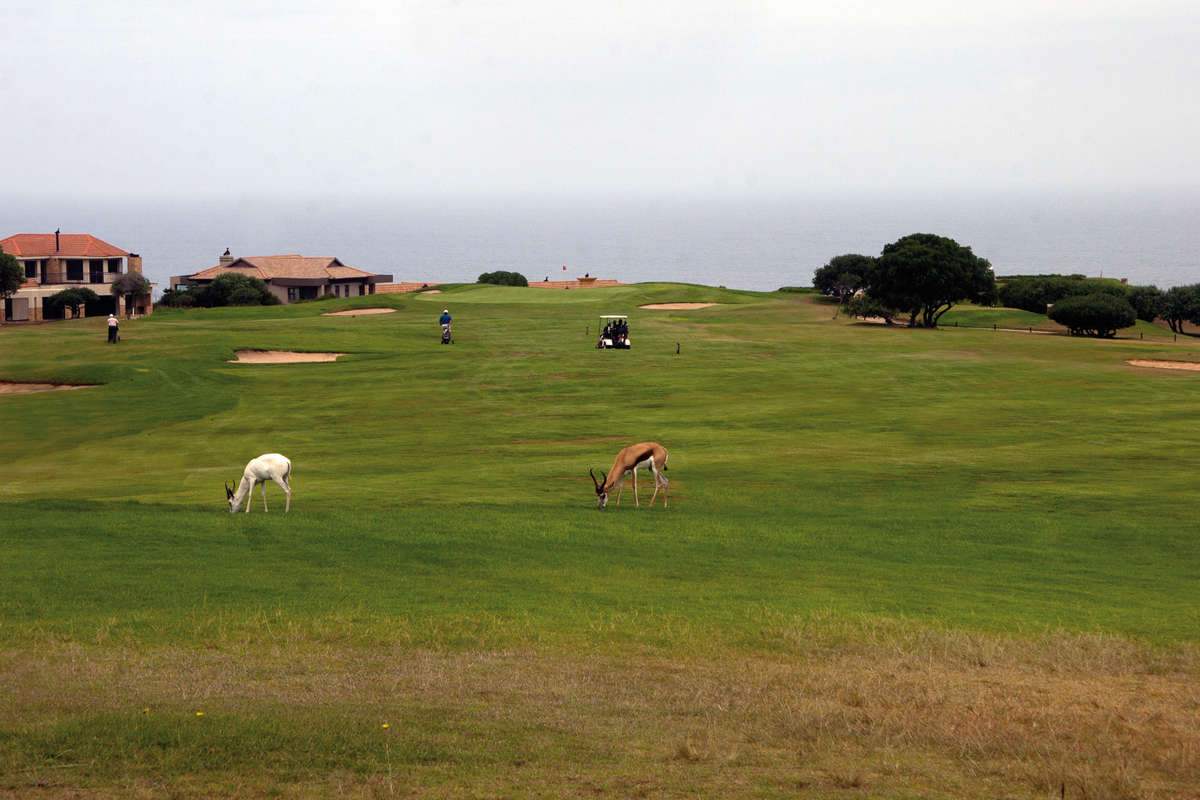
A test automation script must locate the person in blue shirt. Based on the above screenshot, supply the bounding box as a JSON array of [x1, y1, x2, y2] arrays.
[[439, 309, 452, 326], [439, 309, 452, 343]]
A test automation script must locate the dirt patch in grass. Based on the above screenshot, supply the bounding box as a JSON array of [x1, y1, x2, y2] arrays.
[[1127, 359, 1200, 372], [639, 303, 723, 310], [320, 308, 396, 317], [0, 382, 98, 395], [229, 350, 345, 364], [2, 624, 1196, 798]]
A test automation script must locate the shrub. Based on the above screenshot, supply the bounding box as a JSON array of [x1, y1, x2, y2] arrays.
[[44, 287, 101, 319], [1047, 293, 1136, 338], [157, 288, 196, 308], [478, 271, 528, 287], [195, 273, 279, 307]]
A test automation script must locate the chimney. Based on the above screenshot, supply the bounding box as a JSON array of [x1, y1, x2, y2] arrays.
[[127, 253, 142, 274], [55, 228, 60, 252], [219, 247, 234, 267]]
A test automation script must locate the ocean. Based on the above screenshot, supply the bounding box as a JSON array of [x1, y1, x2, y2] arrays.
[[6, 190, 1199, 294]]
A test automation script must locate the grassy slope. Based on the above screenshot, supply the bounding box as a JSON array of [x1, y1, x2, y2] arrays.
[[2, 286, 1199, 797]]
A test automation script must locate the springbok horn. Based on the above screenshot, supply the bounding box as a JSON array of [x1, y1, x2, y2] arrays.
[[589, 468, 599, 488]]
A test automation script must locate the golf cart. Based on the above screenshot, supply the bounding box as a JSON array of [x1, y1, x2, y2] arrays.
[[596, 315, 631, 349]]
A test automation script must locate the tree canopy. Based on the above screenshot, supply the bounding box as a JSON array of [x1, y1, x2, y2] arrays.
[[813, 254, 873, 302], [1047, 293, 1136, 338], [1160, 285, 1200, 334], [0, 250, 23, 300], [110, 272, 152, 299], [868, 234, 995, 328], [478, 270, 528, 287]]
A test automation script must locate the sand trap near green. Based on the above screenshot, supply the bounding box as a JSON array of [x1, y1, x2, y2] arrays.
[[321, 308, 397, 316], [638, 302, 722, 310], [229, 350, 345, 363], [0, 381, 97, 394], [1127, 359, 1200, 371]]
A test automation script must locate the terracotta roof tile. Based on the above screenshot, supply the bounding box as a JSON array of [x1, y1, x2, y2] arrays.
[[0, 233, 129, 258], [187, 255, 376, 281]]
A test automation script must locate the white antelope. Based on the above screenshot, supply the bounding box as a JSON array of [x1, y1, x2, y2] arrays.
[[589, 442, 669, 509], [226, 453, 292, 513]]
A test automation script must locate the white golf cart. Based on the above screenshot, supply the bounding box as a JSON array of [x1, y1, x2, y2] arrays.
[[596, 315, 631, 349]]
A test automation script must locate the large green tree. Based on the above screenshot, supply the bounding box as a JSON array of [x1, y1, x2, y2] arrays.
[[868, 234, 995, 328], [0, 250, 23, 302], [1047, 293, 1136, 338]]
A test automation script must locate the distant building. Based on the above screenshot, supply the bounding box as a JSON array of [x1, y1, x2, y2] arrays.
[[1, 232, 153, 322], [171, 252, 393, 304]]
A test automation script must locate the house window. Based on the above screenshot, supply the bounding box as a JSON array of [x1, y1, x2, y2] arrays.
[[66, 260, 83, 281], [287, 287, 298, 302], [89, 260, 105, 283], [24, 260, 38, 279], [107, 258, 122, 273], [358, 283, 365, 296]]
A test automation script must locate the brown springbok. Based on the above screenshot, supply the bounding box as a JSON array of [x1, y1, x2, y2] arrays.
[[589, 442, 669, 509]]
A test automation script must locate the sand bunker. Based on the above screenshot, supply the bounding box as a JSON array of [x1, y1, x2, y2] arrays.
[[321, 308, 396, 316], [639, 303, 722, 310], [0, 382, 97, 395], [1127, 359, 1200, 372], [230, 350, 345, 364]]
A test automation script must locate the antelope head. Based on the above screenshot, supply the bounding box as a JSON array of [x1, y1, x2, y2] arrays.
[[590, 468, 610, 509]]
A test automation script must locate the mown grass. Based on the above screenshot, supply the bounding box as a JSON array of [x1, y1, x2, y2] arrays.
[[2, 285, 1199, 798]]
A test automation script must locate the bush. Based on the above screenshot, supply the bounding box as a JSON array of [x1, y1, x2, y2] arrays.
[[194, 273, 280, 307], [44, 287, 101, 319], [157, 288, 196, 308], [478, 271, 528, 287], [1047, 293, 1136, 338]]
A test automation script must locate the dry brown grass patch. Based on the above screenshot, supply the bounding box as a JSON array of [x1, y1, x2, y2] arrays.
[[3, 626, 1197, 798]]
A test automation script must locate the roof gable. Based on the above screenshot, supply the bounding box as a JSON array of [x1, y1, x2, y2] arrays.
[[187, 254, 375, 281], [0, 233, 128, 258]]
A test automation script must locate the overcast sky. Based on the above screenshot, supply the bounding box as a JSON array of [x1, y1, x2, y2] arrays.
[[3, 0, 1197, 198]]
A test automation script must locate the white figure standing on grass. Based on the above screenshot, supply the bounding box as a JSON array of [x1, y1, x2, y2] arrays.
[[226, 453, 292, 513], [106, 314, 119, 343]]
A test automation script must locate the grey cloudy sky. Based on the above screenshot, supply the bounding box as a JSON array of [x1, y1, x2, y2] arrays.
[[3, 0, 1197, 198]]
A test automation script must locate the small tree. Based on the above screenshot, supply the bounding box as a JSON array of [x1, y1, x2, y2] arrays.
[[1125, 285, 1164, 323], [1047, 293, 1136, 338], [869, 234, 994, 328], [843, 292, 901, 325], [45, 287, 102, 319], [110, 272, 152, 315], [0, 250, 23, 303], [478, 270, 528, 287], [813, 254, 874, 301], [1160, 285, 1200, 334]]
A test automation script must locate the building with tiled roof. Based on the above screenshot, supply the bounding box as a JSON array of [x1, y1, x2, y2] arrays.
[[171, 252, 393, 304], [1, 232, 152, 322]]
